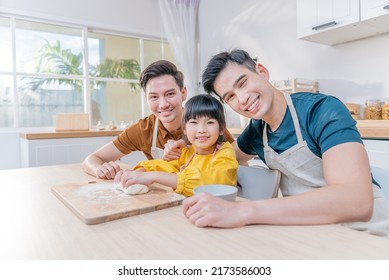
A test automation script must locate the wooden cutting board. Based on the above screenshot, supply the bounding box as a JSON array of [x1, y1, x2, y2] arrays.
[[51, 182, 185, 225]]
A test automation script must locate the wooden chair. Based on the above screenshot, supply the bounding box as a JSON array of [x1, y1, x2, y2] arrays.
[[237, 165, 281, 200], [371, 166, 389, 199]]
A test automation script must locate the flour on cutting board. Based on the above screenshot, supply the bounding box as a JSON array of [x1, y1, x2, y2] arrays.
[[51, 181, 185, 224], [74, 182, 176, 204]]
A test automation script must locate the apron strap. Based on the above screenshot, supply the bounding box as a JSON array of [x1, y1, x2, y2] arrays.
[[283, 92, 303, 143], [152, 117, 159, 149], [263, 92, 304, 149]]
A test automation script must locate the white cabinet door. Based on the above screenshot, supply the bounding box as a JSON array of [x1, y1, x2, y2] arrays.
[[297, 0, 360, 39], [361, 0, 389, 33], [297, 0, 381, 45], [363, 139, 389, 169], [20, 136, 113, 167], [361, 0, 389, 20]]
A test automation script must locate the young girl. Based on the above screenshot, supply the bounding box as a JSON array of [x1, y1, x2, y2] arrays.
[[114, 94, 238, 196]]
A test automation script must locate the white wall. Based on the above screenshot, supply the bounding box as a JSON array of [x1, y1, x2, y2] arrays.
[[0, 0, 164, 38], [198, 0, 389, 105]]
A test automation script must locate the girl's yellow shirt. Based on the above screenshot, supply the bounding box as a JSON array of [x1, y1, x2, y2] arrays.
[[134, 142, 238, 196]]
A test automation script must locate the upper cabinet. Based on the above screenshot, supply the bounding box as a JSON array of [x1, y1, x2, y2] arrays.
[[297, 0, 389, 45], [361, 0, 389, 32], [297, 0, 360, 38]]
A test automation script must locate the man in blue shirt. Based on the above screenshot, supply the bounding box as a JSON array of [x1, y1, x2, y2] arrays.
[[180, 49, 389, 237]]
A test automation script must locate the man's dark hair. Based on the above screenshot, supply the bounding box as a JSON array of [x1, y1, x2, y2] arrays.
[[202, 49, 257, 98], [139, 60, 184, 91]]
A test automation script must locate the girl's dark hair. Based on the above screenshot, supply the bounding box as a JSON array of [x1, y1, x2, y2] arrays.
[[183, 94, 226, 142], [140, 60, 184, 91], [202, 49, 257, 100]]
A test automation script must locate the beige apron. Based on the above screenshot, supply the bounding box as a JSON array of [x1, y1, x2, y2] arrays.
[[263, 92, 389, 237], [150, 118, 165, 160]]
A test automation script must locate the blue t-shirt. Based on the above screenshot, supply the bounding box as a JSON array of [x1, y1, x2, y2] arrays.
[[237, 92, 362, 162]]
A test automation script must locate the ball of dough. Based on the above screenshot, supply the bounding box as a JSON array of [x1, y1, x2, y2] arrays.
[[114, 182, 149, 195]]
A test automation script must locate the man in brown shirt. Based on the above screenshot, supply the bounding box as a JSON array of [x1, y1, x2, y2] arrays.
[[82, 60, 234, 179]]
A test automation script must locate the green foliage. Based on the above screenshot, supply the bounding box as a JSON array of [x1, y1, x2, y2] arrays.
[[21, 40, 140, 92], [94, 58, 140, 91]]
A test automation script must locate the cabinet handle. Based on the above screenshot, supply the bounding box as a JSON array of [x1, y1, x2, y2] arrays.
[[312, 21, 338, 31], [384, 5, 389, 9]]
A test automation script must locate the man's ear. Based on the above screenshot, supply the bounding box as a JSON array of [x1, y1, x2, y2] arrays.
[[144, 91, 149, 105], [181, 87, 188, 102], [255, 63, 270, 80]]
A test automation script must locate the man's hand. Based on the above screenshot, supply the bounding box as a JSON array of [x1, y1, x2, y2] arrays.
[[162, 139, 186, 161], [96, 161, 121, 179], [182, 193, 247, 228]]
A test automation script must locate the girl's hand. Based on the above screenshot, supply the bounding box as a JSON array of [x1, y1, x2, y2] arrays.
[[163, 139, 186, 161], [114, 169, 153, 188]]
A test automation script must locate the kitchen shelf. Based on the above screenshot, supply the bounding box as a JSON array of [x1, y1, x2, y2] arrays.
[[271, 78, 319, 94], [228, 120, 389, 140]]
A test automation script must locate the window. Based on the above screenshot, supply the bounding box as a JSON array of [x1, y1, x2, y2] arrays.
[[0, 17, 13, 126], [15, 19, 84, 127], [88, 32, 141, 125], [0, 15, 176, 129]]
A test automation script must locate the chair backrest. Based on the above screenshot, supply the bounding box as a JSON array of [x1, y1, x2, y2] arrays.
[[371, 166, 389, 199], [237, 165, 281, 200]]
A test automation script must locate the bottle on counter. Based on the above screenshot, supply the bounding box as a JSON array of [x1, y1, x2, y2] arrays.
[[96, 120, 105, 130], [382, 98, 389, 120], [108, 121, 117, 130], [364, 99, 382, 120]]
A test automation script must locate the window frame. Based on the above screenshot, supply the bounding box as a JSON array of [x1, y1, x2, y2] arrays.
[[0, 13, 172, 131]]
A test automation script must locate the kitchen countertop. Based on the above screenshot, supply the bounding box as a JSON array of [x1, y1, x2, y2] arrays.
[[1, 163, 389, 259], [20, 128, 123, 139], [230, 120, 389, 140], [355, 120, 389, 139], [19, 120, 389, 140]]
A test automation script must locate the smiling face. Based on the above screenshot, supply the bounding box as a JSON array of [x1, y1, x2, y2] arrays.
[[213, 63, 275, 121], [145, 74, 187, 130], [184, 116, 222, 155]]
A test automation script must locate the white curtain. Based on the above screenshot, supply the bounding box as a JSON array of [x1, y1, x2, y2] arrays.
[[158, 0, 200, 98]]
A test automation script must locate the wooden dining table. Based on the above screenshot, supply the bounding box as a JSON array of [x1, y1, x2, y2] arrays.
[[1, 163, 389, 260]]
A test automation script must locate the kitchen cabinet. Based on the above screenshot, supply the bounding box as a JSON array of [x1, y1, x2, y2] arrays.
[[361, 0, 389, 20], [20, 136, 113, 167], [297, 0, 389, 45], [297, 0, 360, 38], [363, 139, 389, 169], [361, 0, 389, 32], [19, 130, 147, 168]]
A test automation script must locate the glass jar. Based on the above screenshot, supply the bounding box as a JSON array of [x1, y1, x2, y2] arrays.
[[382, 98, 389, 120], [364, 99, 382, 120]]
